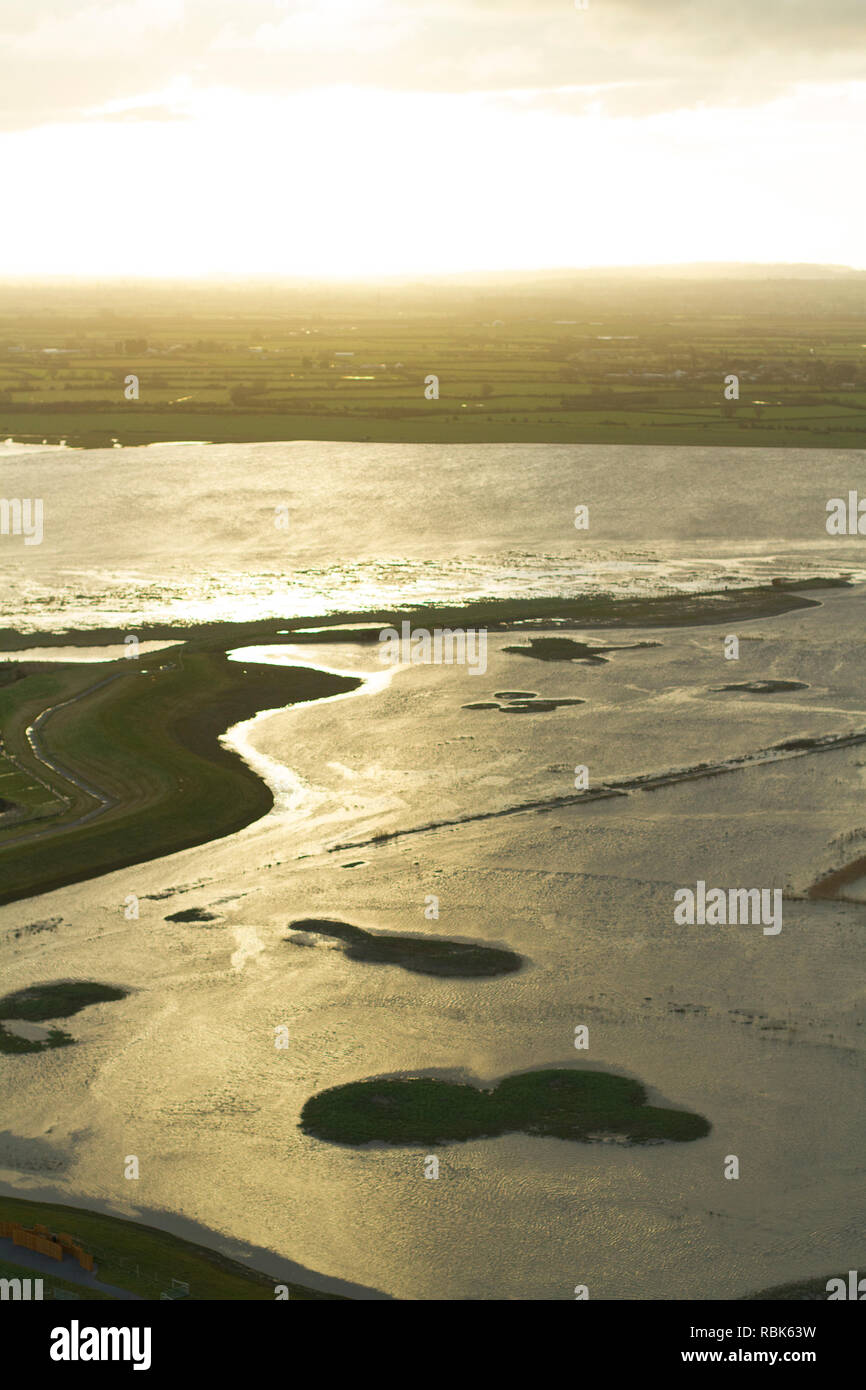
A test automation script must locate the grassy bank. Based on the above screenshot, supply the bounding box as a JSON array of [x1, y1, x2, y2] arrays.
[[4, 407, 866, 450], [0, 649, 357, 905], [0, 580, 844, 657], [0, 1195, 348, 1300]]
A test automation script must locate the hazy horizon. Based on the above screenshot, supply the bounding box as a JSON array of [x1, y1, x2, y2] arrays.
[[1, 260, 864, 291]]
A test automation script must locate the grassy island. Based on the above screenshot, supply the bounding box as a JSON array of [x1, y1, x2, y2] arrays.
[[299, 1068, 711, 1147], [285, 918, 523, 978], [0, 981, 129, 1053]]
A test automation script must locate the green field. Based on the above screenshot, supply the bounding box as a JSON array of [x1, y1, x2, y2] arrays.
[[1, 272, 864, 447]]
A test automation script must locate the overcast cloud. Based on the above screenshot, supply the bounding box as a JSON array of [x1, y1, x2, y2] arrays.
[[1, 0, 864, 131]]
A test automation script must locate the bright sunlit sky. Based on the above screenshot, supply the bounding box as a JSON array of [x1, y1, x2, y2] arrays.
[[1, 0, 864, 277]]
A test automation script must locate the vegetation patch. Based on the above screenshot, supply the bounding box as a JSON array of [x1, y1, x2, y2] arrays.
[[499, 698, 585, 712], [0, 981, 128, 1021], [464, 693, 585, 713], [0, 981, 128, 1052], [286, 918, 523, 978], [0, 1023, 73, 1054], [165, 908, 221, 923], [503, 637, 660, 663], [299, 1068, 710, 1147], [711, 680, 809, 693]]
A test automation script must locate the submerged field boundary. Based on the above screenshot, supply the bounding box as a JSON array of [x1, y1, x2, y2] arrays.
[[330, 726, 866, 853]]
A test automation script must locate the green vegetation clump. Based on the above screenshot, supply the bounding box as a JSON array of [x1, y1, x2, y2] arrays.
[[503, 637, 659, 663], [464, 691, 586, 713], [0, 981, 128, 1020], [0, 981, 127, 1053], [504, 637, 609, 663], [0, 1023, 73, 1053], [498, 698, 584, 712], [286, 918, 523, 978], [711, 680, 808, 693], [299, 1068, 710, 1147], [770, 576, 854, 590]]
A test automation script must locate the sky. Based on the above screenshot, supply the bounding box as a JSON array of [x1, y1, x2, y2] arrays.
[[1, 0, 864, 277]]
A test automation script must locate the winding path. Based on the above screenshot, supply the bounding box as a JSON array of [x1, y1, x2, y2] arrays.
[[1, 672, 123, 850]]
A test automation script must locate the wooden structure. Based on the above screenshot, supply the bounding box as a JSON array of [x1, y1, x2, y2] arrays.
[[0, 1220, 94, 1272]]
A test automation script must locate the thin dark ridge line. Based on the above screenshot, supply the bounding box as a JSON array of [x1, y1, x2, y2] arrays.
[[329, 726, 866, 854]]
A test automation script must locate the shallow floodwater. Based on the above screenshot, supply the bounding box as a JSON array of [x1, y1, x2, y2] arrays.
[[0, 442, 863, 1301], [1, 440, 865, 631], [0, 643, 180, 663]]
